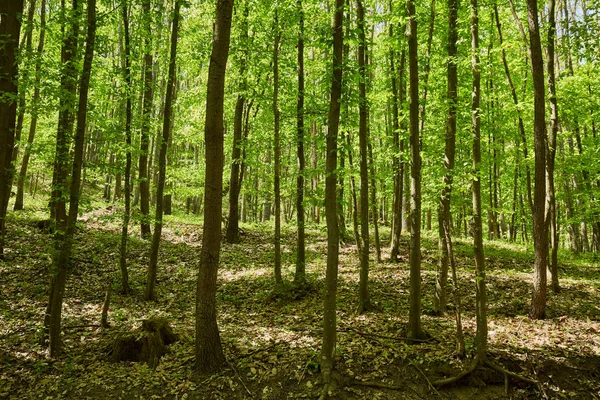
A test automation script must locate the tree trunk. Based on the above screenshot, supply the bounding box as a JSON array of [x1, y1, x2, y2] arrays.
[[527, 0, 549, 320], [470, 0, 487, 359], [139, 0, 154, 238], [321, 0, 343, 386], [12, 0, 36, 166], [45, 0, 81, 344], [48, 0, 95, 357], [357, 0, 371, 313], [118, 1, 132, 296], [273, 9, 282, 285], [225, 6, 248, 244], [434, 0, 457, 315], [388, 11, 403, 261], [14, 0, 46, 212], [0, 0, 25, 258], [546, 0, 560, 293], [407, 0, 425, 342], [295, 0, 306, 283], [195, 0, 233, 374], [145, 0, 180, 301]]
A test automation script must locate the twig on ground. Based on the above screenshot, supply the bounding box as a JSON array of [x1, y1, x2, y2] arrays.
[[63, 324, 102, 330], [411, 361, 443, 398], [340, 326, 434, 343], [234, 343, 277, 359], [348, 379, 404, 390], [226, 359, 253, 398]]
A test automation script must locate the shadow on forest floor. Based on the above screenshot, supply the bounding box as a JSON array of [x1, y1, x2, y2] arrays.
[[1, 206, 599, 399]]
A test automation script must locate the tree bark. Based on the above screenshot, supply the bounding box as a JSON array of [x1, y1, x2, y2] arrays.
[[357, 0, 371, 314], [434, 0, 458, 315], [295, 0, 306, 283], [195, 0, 233, 374], [48, 0, 95, 357], [0, 0, 25, 257], [14, 0, 46, 212], [407, 0, 425, 342], [118, 1, 132, 295], [225, 6, 248, 244], [321, 0, 343, 386], [44, 0, 81, 343], [145, 0, 181, 301], [139, 0, 154, 238], [527, 0, 549, 320], [470, 0, 487, 359], [546, 0, 560, 293], [273, 8, 282, 285]]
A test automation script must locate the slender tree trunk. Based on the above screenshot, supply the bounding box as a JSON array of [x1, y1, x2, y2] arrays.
[[407, 0, 425, 342], [470, 0, 487, 359], [139, 0, 154, 238], [195, 0, 233, 374], [15, 0, 46, 212], [494, 4, 533, 213], [273, 9, 282, 285], [145, 0, 180, 301], [12, 0, 36, 166], [368, 142, 381, 262], [321, 0, 343, 386], [295, 0, 306, 283], [434, 0, 458, 315], [0, 0, 25, 258], [45, 0, 81, 340], [48, 0, 95, 357], [118, 1, 132, 295], [225, 6, 248, 244], [546, 0, 560, 293], [527, 0, 549, 320], [347, 132, 361, 251], [357, 0, 371, 313], [388, 12, 403, 261]]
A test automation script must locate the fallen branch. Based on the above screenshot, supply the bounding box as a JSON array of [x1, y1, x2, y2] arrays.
[[348, 379, 404, 390], [411, 362, 443, 398], [63, 324, 102, 330], [226, 359, 253, 398], [339, 326, 434, 343]]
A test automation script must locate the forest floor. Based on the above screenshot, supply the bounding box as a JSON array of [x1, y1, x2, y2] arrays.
[[1, 204, 600, 399]]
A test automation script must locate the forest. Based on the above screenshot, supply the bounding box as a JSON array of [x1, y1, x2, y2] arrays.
[[0, 0, 599, 398]]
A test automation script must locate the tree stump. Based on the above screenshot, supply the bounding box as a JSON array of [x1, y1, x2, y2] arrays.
[[109, 318, 178, 369]]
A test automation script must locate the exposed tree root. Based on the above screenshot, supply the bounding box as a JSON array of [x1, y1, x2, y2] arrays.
[[431, 355, 537, 391]]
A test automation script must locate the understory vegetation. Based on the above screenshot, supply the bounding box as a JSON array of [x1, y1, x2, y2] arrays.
[[1, 203, 599, 399]]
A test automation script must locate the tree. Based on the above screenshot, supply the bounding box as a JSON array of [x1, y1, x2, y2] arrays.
[[295, 0, 306, 283], [46, 0, 96, 356], [434, 0, 458, 315], [527, 0, 549, 320], [0, 0, 25, 258], [139, 0, 154, 239], [145, 0, 181, 301], [406, 0, 426, 342], [546, 0, 560, 293], [225, 5, 248, 244], [14, 0, 46, 212], [195, 0, 233, 374], [273, 7, 282, 285], [321, 0, 343, 390], [118, 1, 133, 295], [357, 0, 371, 313]]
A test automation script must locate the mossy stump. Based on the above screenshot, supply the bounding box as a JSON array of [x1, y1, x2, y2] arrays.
[[110, 318, 178, 368]]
